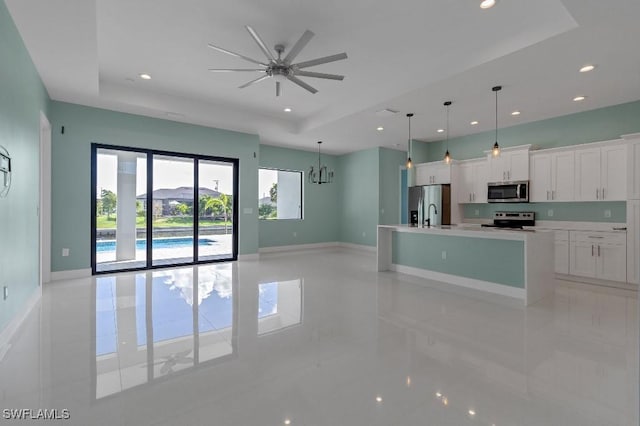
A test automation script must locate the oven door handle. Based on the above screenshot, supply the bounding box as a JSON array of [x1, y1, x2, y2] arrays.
[[516, 183, 521, 199]]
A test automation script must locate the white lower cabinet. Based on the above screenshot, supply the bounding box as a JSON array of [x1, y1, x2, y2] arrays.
[[554, 231, 569, 274], [627, 200, 639, 284], [569, 231, 627, 282]]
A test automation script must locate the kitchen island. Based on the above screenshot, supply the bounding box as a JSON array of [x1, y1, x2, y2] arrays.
[[377, 224, 555, 306]]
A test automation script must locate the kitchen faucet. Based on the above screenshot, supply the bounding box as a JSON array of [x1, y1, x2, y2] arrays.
[[425, 203, 438, 227]]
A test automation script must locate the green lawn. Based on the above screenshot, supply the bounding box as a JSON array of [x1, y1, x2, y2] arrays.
[[96, 215, 231, 229]]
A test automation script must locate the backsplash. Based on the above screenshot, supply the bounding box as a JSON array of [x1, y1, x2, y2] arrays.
[[463, 201, 626, 223]]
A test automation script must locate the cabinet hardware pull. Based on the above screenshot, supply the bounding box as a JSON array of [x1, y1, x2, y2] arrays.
[[552, 190, 555, 200], [547, 190, 550, 200], [598, 245, 600, 257], [602, 188, 605, 199], [587, 236, 604, 239], [612, 227, 627, 231], [469, 193, 472, 202], [591, 245, 594, 256], [596, 188, 599, 200]]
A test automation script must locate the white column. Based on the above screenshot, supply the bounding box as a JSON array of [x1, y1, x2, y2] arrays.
[[116, 152, 138, 261]]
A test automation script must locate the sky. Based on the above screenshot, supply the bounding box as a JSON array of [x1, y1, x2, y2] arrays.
[[97, 152, 234, 196], [97, 151, 300, 200]]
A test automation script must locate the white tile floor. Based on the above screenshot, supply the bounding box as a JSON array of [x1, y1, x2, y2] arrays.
[[0, 248, 638, 425]]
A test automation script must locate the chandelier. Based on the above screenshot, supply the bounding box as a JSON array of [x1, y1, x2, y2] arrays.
[[308, 141, 334, 184]]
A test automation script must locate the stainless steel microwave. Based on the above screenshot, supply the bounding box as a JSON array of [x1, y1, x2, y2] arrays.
[[487, 181, 529, 203]]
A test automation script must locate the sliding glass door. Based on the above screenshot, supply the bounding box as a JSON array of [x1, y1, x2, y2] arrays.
[[92, 145, 238, 274]]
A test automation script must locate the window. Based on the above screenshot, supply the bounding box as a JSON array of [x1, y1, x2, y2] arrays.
[[258, 168, 302, 219]]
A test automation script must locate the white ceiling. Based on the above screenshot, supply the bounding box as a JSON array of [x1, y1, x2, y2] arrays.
[[6, 0, 640, 154]]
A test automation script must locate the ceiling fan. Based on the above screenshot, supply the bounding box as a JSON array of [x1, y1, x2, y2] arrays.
[[208, 26, 348, 96]]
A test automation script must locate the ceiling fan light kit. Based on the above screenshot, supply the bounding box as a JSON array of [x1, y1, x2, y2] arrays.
[[209, 26, 348, 96]]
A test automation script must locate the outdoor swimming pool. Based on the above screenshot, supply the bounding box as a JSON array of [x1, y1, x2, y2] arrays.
[[96, 237, 216, 253]]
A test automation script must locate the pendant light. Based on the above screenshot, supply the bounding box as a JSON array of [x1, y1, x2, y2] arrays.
[[443, 101, 452, 164], [308, 141, 334, 184], [406, 113, 414, 169], [492, 85, 502, 157]]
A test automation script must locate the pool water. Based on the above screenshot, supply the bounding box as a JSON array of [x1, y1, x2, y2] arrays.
[[96, 237, 216, 252]]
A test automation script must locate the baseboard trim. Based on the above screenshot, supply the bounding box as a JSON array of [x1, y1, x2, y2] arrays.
[[390, 264, 526, 301], [259, 242, 337, 254], [337, 242, 377, 253], [237, 253, 260, 261], [556, 273, 638, 291], [0, 287, 41, 362], [50, 268, 92, 282]]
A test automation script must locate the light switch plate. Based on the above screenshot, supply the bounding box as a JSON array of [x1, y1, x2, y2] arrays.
[[3, 286, 8, 301], [62, 248, 70, 257], [474, 209, 479, 216], [604, 209, 611, 218], [547, 209, 554, 217]]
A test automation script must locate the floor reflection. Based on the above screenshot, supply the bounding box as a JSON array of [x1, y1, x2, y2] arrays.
[[92, 263, 237, 399], [258, 279, 303, 335]]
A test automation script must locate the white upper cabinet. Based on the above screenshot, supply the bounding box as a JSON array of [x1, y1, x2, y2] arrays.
[[530, 150, 575, 202], [456, 159, 487, 203], [487, 146, 530, 183], [624, 134, 640, 200], [574, 141, 627, 201], [415, 162, 451, 185]]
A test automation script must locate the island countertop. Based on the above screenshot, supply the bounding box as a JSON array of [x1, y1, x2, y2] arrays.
[[378, 223, 553, 241]]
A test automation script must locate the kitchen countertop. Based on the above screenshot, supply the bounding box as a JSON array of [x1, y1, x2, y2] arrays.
[[378, 223, 552, 241]]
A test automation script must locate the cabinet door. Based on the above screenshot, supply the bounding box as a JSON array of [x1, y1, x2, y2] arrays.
[[530, 154, 551, 202], [457, 164, 473, 203], [601, 144, 627, 201], [473, 161, 488, 203], [627, 200, 639, 284], [597, 244, 626, 282], [569, 240, 597, 278], [628, 141, 640, 200], [574, 148, 601, 201], [488, 154, 506, 182], [554, 240, 570, 274], [433, 164, 451, 184], [414, 164, 430, 186], [552, 151, 575, 201], [508, 150, 530, 181]]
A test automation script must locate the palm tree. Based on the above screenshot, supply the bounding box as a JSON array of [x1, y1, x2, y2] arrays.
[[205, 194, 232, 233]]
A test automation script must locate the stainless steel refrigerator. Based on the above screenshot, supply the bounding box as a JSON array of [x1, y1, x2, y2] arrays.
[[408, 184, 451, 227]]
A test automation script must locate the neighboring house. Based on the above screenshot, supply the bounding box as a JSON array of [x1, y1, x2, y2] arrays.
[[137, 187, 222, 216], [258, 196, 274, 206]]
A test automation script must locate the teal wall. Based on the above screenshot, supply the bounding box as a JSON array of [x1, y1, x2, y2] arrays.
[[258, 145, 339, 247], [426, 100, 640, 162], [379, 148, 406, 226], [392, 232, 525, 288], [49, 102, 260, 271], [0, 0, 50, 331], [338, 148, 380, 246], [463, 202, 626, 223]]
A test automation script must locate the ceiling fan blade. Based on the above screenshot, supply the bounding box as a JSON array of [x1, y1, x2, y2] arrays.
[[286, 75, 318, 94], [294, 70, 344, 81], [293, 52, 348, 69], [276, 81, 281, 97], [239, 74, 270, 89], [208, 68, 265, 72], [207, 43, 268, 66], [283, 30, 314, 64], [245, 26, 276, 62]]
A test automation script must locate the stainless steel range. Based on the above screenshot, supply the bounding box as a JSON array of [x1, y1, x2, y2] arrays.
[[481, 211, 535, 229]]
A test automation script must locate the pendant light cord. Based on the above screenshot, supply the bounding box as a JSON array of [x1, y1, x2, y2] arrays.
[[495, 89, 498, 143]]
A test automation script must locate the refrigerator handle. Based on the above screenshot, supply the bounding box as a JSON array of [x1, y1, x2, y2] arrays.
[[418, 192, 424, 227]]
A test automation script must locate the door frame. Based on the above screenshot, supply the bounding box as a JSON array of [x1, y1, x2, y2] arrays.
[[39, 111, 51, 285], [91, 143, 239, 275]]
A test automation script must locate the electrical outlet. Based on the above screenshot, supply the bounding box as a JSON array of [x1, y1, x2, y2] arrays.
[[62, 248, 70, 257], [362, 231, 366, 238], [441, 251, 447, 260], [3, 286, 8, 301], [604, 209, 612, 218], [293, 231, 297, 237], [474, 209, 479, 216], [381, 208, 385, 215], [547, 209, 554, 217]]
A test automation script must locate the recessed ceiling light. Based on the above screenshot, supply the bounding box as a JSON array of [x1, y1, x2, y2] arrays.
[[284, 107, 292, 112], [284, 420, 291, 425], [139, 73, 152, 80], [480, 0, 496, 9], [579, 65, 595, 73], [573, 96, 586, 102], [511, 111, 521, 116], [442, 397, 449, 406], [435, 392, 442, 398], [468, 409, 476, 416], [437, 129, 445, 133], [375, 396, 383, 403], [377, 126, 384, 131], [470, 121, 479, 125]]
